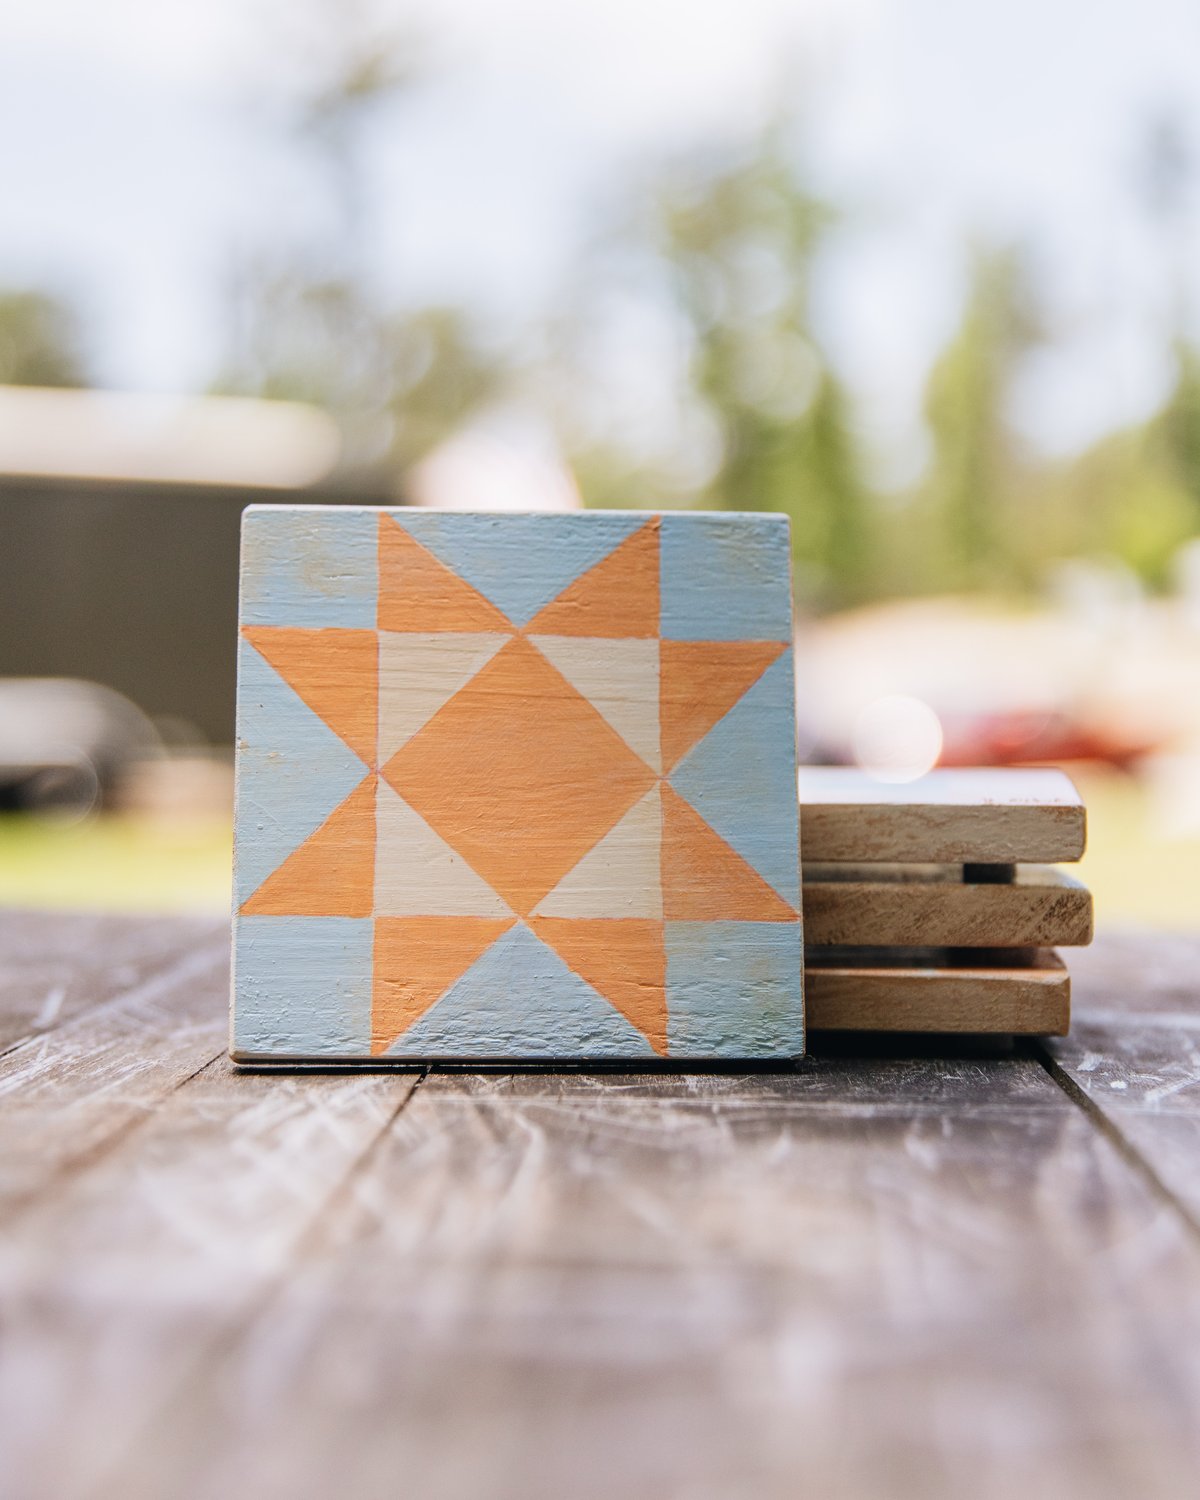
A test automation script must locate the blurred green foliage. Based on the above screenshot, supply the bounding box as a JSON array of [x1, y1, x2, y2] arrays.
[[0, 290, 87, 387], [215, 270, 501, 482], [919, 246, 1041, 593], [562, 124, 1200, 607], [0, 12, 1196, 609], [210, 2, 501, 485], [650, 137, 874, 605]]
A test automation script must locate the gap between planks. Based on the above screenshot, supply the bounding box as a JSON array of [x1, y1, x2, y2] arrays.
[[0, 1049, 227, 1222], [15, 921, 1199, 1499], [83, 1049, 1200, 1500], [1030, 1040, 1200, 1249], [0, 932, 231, 1221], [80, 1067, 429, 1500]]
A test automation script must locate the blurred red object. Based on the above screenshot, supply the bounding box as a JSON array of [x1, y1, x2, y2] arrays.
[[938, 710, 1159, 771]]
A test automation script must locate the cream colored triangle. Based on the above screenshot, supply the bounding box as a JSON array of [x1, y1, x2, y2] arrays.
[[378, 631, 509, 762], [527, 635, 661, 773], [375, 781, 513, 916], [533, 785, 662, 917]]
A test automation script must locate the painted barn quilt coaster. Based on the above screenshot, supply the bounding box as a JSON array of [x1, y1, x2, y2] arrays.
[[231, 507, 803, 1062]]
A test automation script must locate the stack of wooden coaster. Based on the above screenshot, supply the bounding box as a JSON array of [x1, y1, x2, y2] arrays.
[[799, 767, 1092, 1037]]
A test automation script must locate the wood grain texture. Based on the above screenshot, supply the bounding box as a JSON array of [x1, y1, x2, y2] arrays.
[[94, 1035, 1200, 1500], [799, 766, 1086, 864], [6, 917, 1200, 1500], [1044, 932, 1200, 1224], [803, 864, 1093, 948], [0, 910, 222, 1054], [0, 917, 228, 1214], [0, 955, 415, 1499], [805, 946, 1070, 1034]]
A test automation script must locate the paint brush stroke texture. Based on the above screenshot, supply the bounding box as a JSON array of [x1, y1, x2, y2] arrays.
[[232, 508, 803, 1060]]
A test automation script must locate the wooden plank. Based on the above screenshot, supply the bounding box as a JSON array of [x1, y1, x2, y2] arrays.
[[799, 766, 1086, 864], [1044, 932, 1200, 1225], [234, 507, 803, 1063], [0, 1054, 418, 1500], [0, 912, 415, 1496], [5, 918, 1200, 1500], [805, 947, 1070, 1034], [86, 1057, 1200, 1500], [803, 863, 1093, 948], [0, 910, 222, 1053], [0, 918, 229, 1213]]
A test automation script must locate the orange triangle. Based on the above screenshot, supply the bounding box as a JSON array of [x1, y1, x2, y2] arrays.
[[243, 626, 377, 766], [528, 917, 667, 1055], [241, 775, 377, 917], [377, 514, 514, 633], [371, 916, 515, 1055], [659, 640, 787, 771], [660, 784, 796, 921], [526, 518, 660, 638]]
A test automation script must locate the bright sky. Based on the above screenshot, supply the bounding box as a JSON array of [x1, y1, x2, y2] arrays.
[[6, 0, 1200, 468]]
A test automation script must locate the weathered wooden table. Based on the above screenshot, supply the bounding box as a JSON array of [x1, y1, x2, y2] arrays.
[[1, 915, 1198, 1500]]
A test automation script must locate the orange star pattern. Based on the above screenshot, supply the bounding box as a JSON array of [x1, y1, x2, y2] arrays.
[[239, 511, 798, 1057]]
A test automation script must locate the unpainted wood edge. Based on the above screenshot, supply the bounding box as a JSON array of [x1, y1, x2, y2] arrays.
[[805, 957, 1070, 1036], [1033, 1044, 1200, 1244], [800, 802, 1087, 864], [802, 870, 1094, 948]]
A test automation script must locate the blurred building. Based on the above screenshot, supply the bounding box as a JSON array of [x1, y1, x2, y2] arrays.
[[0, 386, 374, 745]]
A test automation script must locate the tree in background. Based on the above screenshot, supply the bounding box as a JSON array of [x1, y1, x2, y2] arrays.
[[0, 291, 88, 388], [559, 109, 1200, 604], [208, 18, 1197, 600], [1141, 113, 1200, 560], [214, 0, 504, 488], [916, 245, 1041, 593], [556, 125, 874, 608], [219, 267, 501, 482], [1158, 340, 1200, 523], [1015, 111, 1200, 590], [658, 136, 872, 604], [1063, 341, 1200, 588]]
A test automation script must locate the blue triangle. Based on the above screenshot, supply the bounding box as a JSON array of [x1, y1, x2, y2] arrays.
[[386, 922, 657, 1058], [390, 512, 646, 628], [234, 635, 370, 905], [669, 651, 801, 908]]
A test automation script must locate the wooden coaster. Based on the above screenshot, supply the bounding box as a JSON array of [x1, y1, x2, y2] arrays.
[[803, 864, 1092, 949], [799, 767, 1085, 865], [805, 947, 1069, 1035], [232, 507, 804, 1063]]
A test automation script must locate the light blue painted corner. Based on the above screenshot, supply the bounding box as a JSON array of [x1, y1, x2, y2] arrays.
[[660, 513, 793, 641], [233, 635, 369, 905], [386, 921, 658, 1059], [391, 511, 647, 627], [669, 650, 801, 908], [240, 506, 378, 628], [666, 921, 804, 1058], [233, 916, 373, 1058]]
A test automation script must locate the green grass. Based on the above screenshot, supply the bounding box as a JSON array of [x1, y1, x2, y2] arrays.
[[1071, 767, 1200, 932], [0, 813, 232, 914]]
